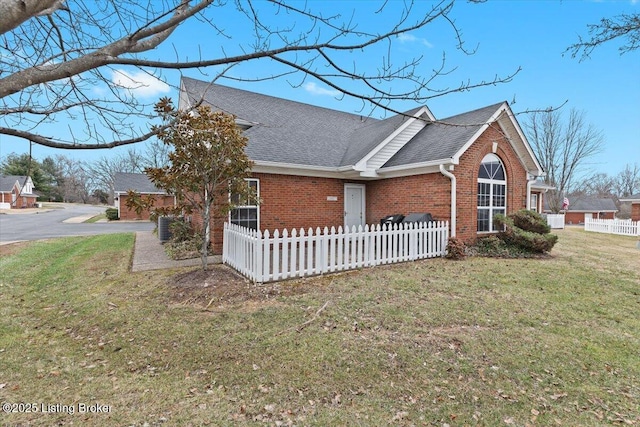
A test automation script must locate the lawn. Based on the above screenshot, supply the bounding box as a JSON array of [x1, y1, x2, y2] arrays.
[[0, 228, 638, 426]]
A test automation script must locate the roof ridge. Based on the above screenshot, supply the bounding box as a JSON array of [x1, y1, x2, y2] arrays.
[[182, 76, 373, 123]]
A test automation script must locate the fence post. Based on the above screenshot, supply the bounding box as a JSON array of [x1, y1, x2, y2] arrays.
[[281, 228, 289, 280]]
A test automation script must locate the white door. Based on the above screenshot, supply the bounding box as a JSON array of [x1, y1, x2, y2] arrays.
[[584, 213, 593, 223], [344, 184, 365, 229]]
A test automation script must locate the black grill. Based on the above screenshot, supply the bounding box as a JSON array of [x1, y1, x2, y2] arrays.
[[380, 214, 404, 228], [402, 213, 433, 224]]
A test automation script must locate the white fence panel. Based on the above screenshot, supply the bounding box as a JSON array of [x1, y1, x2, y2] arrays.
[[584, 218, 639, 237], [545, 214, 565, 229], [223, 221, 449, 283]]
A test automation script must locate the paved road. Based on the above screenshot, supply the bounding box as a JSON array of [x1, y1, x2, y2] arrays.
[[0, 204, 154, 243]]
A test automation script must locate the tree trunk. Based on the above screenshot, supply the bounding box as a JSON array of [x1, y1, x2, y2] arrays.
[[201, 187, 210, 271]]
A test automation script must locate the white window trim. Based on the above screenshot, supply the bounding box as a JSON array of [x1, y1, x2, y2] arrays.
[[477, 154, 507, 233], [229, 178, 260, 230]]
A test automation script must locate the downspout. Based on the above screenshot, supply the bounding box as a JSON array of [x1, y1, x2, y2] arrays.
[[439, 164, 456, 237], [526, 176, 534, 211]]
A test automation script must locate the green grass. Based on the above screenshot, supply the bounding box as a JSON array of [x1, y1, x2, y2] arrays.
[[0, 229, 638, 426], [83, 213, 107, 223]]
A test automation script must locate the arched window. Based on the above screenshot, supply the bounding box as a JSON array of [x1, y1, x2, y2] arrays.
[[477, 153, 506, 232]]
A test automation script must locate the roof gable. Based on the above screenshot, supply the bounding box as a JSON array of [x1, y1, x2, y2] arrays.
[[351, 107, 434, 177], [0, 175, 28, 193], [382, 103, 502, 168]]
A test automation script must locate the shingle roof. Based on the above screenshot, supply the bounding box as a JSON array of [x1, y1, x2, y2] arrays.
[[0, 175, 25, 192], [568, 197, 618, 212], [383, 103, 503, 167], [619, 193, 640, 202], [180, 77, 509, 170], [182, 77, 370, 168], [113, 173, 165, 194]]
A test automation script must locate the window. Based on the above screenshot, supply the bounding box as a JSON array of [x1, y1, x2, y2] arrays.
[[230, 179, 259, 230], [477, 154, 506, 232], [530, 193, 538, 213]]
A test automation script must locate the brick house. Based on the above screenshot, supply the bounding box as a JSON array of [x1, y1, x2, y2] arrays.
[[113, 172, 175, 220], [619, 194, 640, 221], [176, 77, 547, 253], [550, 197, 618, 225], [0, 175, 37, 209]]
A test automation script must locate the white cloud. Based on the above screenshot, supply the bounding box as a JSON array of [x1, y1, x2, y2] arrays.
[[397, 33, 433, 48], [111, 69, 170, 98], [303, 82, 340, 97]]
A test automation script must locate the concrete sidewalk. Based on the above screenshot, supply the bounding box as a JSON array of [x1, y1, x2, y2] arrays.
[[131, 231, 222, 272]]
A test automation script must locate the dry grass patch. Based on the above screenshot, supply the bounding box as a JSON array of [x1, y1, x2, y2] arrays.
[[0, 228, 638, 426]]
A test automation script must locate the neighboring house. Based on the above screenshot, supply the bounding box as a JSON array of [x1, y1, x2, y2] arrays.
[[549, 197, 618, 225], [619, 194, 640, 221], [0, 175, 37, 209], [179, 77, 546, 254], [113, 172, 175, 220]]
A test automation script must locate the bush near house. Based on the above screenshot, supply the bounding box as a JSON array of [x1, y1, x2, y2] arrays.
[[105, 207, 119, 220], [163, 217, 213, 260], [493, 210, 558, 254], [445, 236, 467, 260]]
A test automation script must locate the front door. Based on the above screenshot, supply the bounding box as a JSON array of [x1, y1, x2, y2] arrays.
[[344, 184, 365, 229]]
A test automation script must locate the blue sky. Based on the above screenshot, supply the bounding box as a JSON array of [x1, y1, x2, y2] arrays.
[[2, 0, 639, 178]]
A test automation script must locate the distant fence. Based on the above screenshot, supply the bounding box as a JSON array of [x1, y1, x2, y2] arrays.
[[545, 214, 565, 229], [223, 221, 449, 283], [584, 218, 639, 237]]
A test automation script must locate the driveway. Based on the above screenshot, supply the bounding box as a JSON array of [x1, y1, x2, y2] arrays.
[[0, 203, 155, 243]]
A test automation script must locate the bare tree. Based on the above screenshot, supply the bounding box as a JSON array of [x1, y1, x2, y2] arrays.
[[615, 163, 640, 198], [141, 139, 172, 170], [88, 149, 144, 201], [576, 173, 615, 197], [0, 0, 520, 150], [524, 109, 605, 213], [54, 155, 92, 203], [567, 12, 640, 60]]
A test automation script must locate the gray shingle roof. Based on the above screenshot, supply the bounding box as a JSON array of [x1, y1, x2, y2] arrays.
[[383, 103, 503, 167], [0, 175, 25, 192], [619, 193, 640, 202], [568, 197, 618, 212], [182, 77, 369, 168], [181, 77, 507, 170], [113, 173, 165, 194]]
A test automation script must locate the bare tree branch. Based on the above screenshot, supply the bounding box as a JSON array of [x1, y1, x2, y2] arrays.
[[0, 0, 524, 150], [566, 12, 640, 61]]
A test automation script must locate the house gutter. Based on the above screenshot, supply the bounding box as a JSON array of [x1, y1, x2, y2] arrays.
[[526, 176, 534, 211], [439, 164, 456, 237]]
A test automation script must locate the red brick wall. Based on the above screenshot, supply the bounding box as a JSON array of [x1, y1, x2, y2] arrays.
[[366, 174, 451, 225], [565, 211, 616, 224], [118, 194, 175, 220], [450, 125, 529, 242], [254, 173, 348, 231], [209, 173, 357, 253], [631, 203, 640, 222], [16, 195, 37, 208]]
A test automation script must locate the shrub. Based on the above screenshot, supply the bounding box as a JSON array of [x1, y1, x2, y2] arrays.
[[510, 209, 551, 234], [494, 214, 557, 254], [445, 237, 467, 260], [164, 217, 212, 260], [105, 207, 119, 221]]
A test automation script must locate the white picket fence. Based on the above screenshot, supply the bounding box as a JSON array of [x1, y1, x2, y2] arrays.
[[545, 214, 565, 229], [584, 218, 640, 237], [223, 221, 450, 283]]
